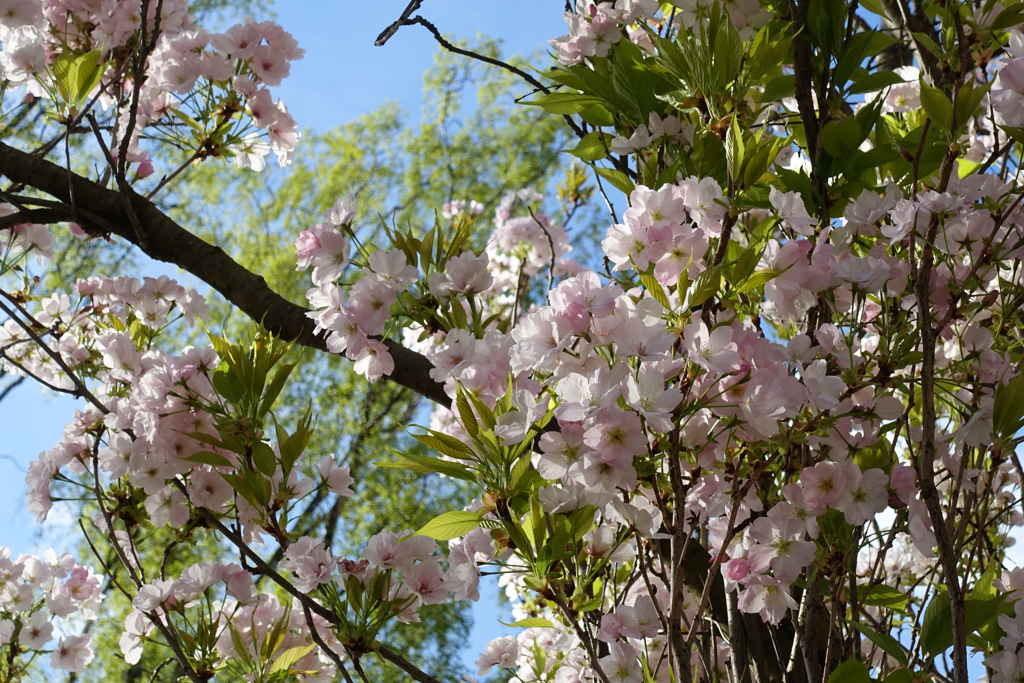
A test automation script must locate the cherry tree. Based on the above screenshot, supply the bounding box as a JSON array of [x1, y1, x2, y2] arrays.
[[0, 0, 1023, 682]]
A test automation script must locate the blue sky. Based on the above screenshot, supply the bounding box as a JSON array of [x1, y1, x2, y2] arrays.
[[271, 1, 566, 132], [0, 0, 567, 674]]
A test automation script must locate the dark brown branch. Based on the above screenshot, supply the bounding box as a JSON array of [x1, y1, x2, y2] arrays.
[[0, 374, 24, 403], [377, 645, 442, 683], [0, 140, 450, 407], [0, 209, 68, 231], [374, 0, 425, 46]]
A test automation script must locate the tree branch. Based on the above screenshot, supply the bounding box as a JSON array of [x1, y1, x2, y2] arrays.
[[0, 140, 450, 407], [375, 9, 588, 140], [377, 645, 442, 683]]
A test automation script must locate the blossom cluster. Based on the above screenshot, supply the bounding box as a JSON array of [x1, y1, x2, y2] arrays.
[[299, 162, 1024, 677], [282, 528, 476, 621], [987, 569, 1024, 683], [0, 547, 102, 675], [300, 196, 420, 382], [0, 1, 303, 176], [123, 560, 337, 680], [549, 0, 770, 66], [483, 190, 579, 300]]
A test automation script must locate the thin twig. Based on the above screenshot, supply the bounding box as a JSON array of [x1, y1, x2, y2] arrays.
[[374, 0, 425, 46], [527, 205, 557, 291], [0, 292, 108, 412], [375, 9, 587, 139]]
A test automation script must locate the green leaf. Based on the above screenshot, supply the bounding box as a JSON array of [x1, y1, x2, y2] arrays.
[[525, 92, 606, 115], [168, 107, 205, 133], [50, 53, 74, 101], [858, 0, 887, 14], [850, 144, 903, 174], [746, 26, 792, 83], [990, 4, 1024, 29], [499, 617, 555, 628], [567, 505, 598, 541], [567, 131, 609, 161], [468, 391, 497, 431], [911, 31, 944, 60], [759, 75, 795, 103], [735, 268, 780, 294], [971, 560, 1002, 599], [862, 584, 909, 611], [609, 39, 663, 119], [73, 51, 104, 103], [821, 117, 864, 157], [184, 431, 228, 450], [270, 644, 317, 674], [576, 595, 604, 613], [456, 384, 479, 439], [212, 368, 245, 405], [922, 590, 1008, 657], [50, 50, 104, 106], [414, 510, 482, 541], [378, 453, 477, 482], [258, 361, 297, 419], [993, 373, 1024, 441], [848, 622, 908, 667], [181, 451, 233, 468], [247, 468, 272, 507], [732, 246, 762, 283], [221, 472, 261, 510], [957, 79, 991, 129], [227, 622, 253, 668], [251, 441, 277, 477], [966, 594, 1008, 634], [594, 166, 635, 195], [1000, 125, 1024, 146], [920, 589, 952, 657], [638, 271, 671, 308], [280, 406, 313, 475], [827, 658, 870, 683], [413, 431, 477, 460], [509, 452, 532, 488], [579, 104, 615, 126], [849, 70, 907, 95], [920, 82, 952, 132], [689, 266, 721, 307], [726, 117, 745, 180]]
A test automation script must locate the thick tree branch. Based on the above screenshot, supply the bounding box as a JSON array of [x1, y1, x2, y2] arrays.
[[0, 141, 450, 407]]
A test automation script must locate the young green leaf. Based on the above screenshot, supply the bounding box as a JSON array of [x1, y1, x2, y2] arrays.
[[413, 510, 483, 541]]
